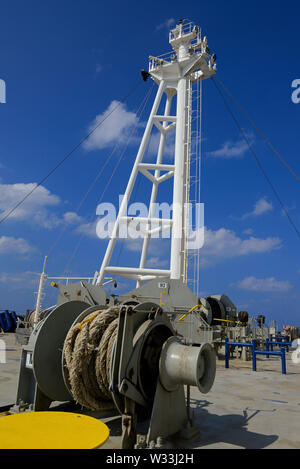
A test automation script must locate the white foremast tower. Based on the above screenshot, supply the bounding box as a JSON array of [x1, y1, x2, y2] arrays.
[[97, 20, 216, 288]]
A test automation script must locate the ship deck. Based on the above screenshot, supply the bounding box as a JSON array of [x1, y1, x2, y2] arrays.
[[1, 332, 299, 450]]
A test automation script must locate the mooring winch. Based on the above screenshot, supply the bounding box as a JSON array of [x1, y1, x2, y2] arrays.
[[15, 299, 216, 448]]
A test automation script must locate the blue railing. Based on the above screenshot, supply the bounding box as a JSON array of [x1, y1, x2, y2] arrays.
[[225, 338, 287, 375], [268, 336, 292, 352]]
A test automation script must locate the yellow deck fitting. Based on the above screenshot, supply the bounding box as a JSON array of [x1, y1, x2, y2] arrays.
[[0, 412, 109, 449]]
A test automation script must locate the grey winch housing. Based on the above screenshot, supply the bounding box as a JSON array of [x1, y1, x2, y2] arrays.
[[14, 278, 222, 448]]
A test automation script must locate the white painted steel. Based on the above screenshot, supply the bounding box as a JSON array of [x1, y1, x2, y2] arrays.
[[34, 256, 48, 326], [97, 20, 216, 287], [97, 81, 166, 285], [170, 77, 187, 282]]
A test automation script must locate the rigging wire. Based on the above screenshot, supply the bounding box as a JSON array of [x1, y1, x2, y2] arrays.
[[114, 172, 142, 270], [112, 111, 161, 272], [47, 84, 154, 257], [47, 129, 124, 257], [211, 76, 300, 240], [0, 80, 143, 226], [214, 75, 300, 184], [62, 83, 155, 275]]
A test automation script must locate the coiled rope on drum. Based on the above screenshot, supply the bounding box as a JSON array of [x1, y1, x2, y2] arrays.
[[63, 305, 122, 411]]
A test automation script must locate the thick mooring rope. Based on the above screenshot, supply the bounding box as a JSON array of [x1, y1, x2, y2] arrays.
[[63, 306, 120, 411]]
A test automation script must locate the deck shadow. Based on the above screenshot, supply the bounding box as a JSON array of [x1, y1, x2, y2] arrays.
[[184, 401, 278, 449]]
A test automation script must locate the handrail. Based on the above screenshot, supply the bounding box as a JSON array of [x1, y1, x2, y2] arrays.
[[225, 339, 287, 375]]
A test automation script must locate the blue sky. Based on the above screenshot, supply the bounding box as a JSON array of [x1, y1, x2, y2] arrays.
[[0, 0, 299, 328]]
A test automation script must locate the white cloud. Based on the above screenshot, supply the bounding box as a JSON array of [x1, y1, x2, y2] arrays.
[[0, 236, 35, 255], [75, 220, 98, 238], [252, 198, 273, 216], [207, 140, 248, 159], [207, 134, 254, 159], [0, 182, 86, 230], [0, 271, 39, 289], [240, 198, 273, 220], [0, 183, 61, 228], [146, 256, 169, 268], [198, 227, 282, 267], [156, 18, 175, 31], [232, 276, 292, 293], [83, 101, 139, 151], [63, 212, 84, 225], [95, 225, 281, 270]]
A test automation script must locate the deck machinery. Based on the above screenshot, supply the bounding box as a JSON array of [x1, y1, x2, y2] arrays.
[[13, 20, 264, 448]]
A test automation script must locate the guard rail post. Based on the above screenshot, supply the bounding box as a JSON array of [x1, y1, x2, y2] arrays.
[[281, 347, 287, 375], [225, 338, 229, 369], [252, 340, 257, 372]]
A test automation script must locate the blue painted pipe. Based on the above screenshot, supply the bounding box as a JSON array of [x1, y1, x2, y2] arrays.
[[271, 336, 287, 342], [252, 340, 257, 372], [255, 351, 282, 356], [9, 311, 17, 332], [254, 348, 286, 375], [225, 339, 287, 375], [0, 313, 5, 332], [268, 341, 292, 352], [281, 348, 287, 375], [0, 310, 18, 332], [224, 340, 253, 348], [266, 339, 270, 358], [5, 311, 16, 332], [225, 338, 229, 369], [0, 312, 10, 332], [225, 339, 253, 370], [10, 311, 17, 323]]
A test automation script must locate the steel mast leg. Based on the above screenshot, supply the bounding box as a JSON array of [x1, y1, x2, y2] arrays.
[[97, 80, 166, 286], [170, 77, 189, 282], [137, 91, 174, 288]]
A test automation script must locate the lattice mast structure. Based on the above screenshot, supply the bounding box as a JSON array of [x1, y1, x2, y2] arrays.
[[97, 20, 216, 288]]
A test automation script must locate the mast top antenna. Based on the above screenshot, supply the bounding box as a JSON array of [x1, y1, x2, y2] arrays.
[[169, 20, 201, 61], [148, 19, 216, 85]]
